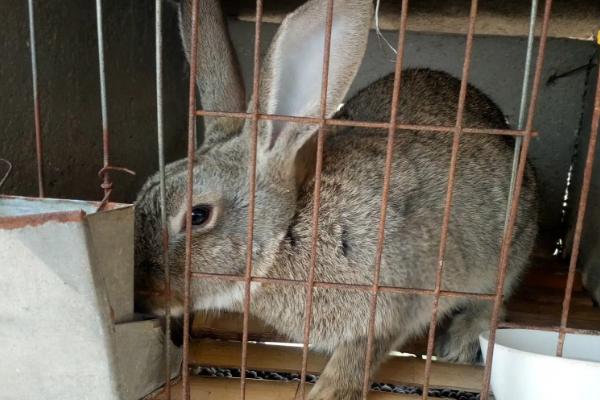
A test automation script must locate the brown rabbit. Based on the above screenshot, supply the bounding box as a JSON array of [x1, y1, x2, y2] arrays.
[[134, 0, 538, 398]]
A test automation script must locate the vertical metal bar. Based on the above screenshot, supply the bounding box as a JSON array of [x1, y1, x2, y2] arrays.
[[155, 0, 171, 398], [504, 0, 538, 231], [0, 159, 12, 190], [421, 1, 479, 397], [298, 0, 335, 397], [95, 0, 111, 200], [481, 1, 553, 398], [361, 1, 410, 398], [182, 0, 200, 398], [27, 0, 45, 197], [240, 1, 264, 399], [556, 63, 600, 356]]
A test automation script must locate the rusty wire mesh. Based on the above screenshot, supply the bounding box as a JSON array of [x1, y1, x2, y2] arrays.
[[176, 1, 600, 399]]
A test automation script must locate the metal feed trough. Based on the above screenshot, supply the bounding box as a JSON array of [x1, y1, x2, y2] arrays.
[[0, 195, 181, 400]]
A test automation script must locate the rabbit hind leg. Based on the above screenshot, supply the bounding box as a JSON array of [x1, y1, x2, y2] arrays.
[[434, 300, 502, 364]]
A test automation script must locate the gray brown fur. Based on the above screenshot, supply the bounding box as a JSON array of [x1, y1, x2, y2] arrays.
[[135, 1, 539, 399]]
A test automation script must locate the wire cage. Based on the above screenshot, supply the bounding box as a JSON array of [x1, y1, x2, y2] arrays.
[[1, 0, 600, 399]]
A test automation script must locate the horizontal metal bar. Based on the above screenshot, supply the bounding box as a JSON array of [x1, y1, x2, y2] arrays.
[[498, 321, 600, 336], [190, 272, 497, 300], [195, 109, 538, 137]]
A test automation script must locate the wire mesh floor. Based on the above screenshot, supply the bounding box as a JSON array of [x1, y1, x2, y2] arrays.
[[192, 367, 479, 400], [193, 367, 482, 400]]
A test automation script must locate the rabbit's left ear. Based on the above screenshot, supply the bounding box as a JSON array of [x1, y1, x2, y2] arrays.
[[251, 0, 373, 161]]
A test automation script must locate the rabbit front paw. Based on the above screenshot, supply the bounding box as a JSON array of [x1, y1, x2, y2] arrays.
[[435, 330, 481, 364], [435, 302, 493, 364]]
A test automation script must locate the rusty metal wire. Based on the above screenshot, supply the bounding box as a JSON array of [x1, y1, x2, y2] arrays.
[[298, 0, 335, 398], [96, 166, 136, 211], [182, 0, 201, 398], [195, 109, 539, 138], [480, 0, 555, 399], [556, 61, 600, 356], [421, 1, 479, 397], [361, 0, 410, 398], [26, 0, 44, 197], [239, 1, 264, 399], [192, 271, 498, 299]]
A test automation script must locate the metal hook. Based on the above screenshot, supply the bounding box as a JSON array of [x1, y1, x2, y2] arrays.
[[0, 159, 13, 191], [95, 165, 136, 212]]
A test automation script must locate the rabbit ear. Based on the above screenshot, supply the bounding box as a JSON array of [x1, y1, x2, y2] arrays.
[[178, 0, 246, 143], [253, 0, 373, 158]]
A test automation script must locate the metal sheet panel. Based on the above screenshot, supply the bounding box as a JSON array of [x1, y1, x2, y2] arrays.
[[0, 196, 180, 400]]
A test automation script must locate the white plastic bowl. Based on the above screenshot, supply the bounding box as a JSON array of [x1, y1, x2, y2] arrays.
[[479, 329, 600, 400]]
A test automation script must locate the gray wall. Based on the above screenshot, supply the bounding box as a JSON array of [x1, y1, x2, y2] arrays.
[[0, 0, 188, 202], [567, 62, 600, 302], [1, 2, 598, 257]]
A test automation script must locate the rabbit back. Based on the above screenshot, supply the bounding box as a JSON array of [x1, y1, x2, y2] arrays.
[[264, 69, 537, 302]]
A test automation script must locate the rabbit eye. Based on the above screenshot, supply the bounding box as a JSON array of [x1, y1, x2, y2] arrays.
[[191, 205, 211, 226]]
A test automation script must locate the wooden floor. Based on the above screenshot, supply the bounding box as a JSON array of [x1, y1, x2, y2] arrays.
[[151, 340, 484, 399], [149, 241, 599, 399], [506, 253, 600, 331], [154, 377, 434, 400]]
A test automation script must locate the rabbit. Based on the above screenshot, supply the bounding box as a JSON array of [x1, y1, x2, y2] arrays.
[[134, 0, 539, 398]]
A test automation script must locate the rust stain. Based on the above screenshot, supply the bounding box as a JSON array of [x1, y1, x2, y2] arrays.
[[0, 210, 86, 230], [0, 195, 133, 230], [1, 194, 129, 211]]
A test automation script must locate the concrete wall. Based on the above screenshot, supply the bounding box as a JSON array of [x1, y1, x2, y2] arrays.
[[0, 0, 188, 202], [1, 2, 597, 256]]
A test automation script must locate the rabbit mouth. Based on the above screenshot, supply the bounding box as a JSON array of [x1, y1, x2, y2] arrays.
[[134, 287, 187, 347], [134, 287, 184, 318]]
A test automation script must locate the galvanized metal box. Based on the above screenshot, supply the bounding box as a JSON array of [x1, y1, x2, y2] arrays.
[[0, 195, 181, 400]]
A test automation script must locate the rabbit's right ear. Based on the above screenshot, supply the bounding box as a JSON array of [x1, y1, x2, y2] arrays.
[[251, 0, 372, 182], [178, 0, 246, 145]]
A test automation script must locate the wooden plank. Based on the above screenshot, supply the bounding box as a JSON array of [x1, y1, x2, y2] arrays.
[[150, 376, 444, 400], [192, 311, 289, 342], [192, 311, 430, 355], [189, 339, 483, 392], [221, 0, 600, 40]]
